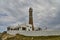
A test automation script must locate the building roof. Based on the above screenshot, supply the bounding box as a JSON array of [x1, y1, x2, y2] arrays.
[[8, 23, 32, 28]]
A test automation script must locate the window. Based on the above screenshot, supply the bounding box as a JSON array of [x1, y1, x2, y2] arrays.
[[22, 27, 26, 30], [30, 27, 32, 28], [7, 27, 10, 31], [14, 28, 19, 30], [28, 29, 30, 31], [11, 28, 13, 30]]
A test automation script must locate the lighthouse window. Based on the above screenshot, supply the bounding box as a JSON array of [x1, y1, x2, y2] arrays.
[[22, 27, 26, 30]]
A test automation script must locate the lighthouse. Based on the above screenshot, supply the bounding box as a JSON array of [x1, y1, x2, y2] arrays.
[[29, 7, 34, 31]]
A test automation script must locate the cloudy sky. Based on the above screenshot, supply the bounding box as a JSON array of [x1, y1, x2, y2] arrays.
[[0, 0, 60, 32]]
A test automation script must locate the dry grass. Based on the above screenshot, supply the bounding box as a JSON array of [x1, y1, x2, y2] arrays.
[[0, 32, 60, 40], [5, 34, 60, 40]]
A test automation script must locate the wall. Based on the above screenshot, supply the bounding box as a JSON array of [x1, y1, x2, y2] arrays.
[[7, 30, 60, 36]]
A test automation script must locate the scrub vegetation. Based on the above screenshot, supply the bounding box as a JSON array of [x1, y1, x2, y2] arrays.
[[0, 32, 60, 40]]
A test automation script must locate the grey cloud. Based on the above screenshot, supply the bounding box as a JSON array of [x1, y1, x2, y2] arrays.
[[0, 0, 60, 32]]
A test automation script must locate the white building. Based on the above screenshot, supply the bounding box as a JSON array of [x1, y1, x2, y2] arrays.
[[7, 24, 33, 31]]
